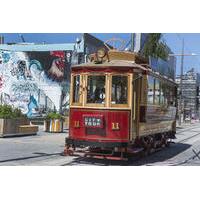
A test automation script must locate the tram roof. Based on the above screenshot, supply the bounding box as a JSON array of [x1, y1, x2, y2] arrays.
[[73, 49, 149, 70], [73, 60, 149, 70], [72, 49, 176, 85]]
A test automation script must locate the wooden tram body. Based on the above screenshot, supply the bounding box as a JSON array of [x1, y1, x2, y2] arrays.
[[65, 49, 177, 160]]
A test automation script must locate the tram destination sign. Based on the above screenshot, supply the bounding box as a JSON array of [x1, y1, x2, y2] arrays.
[[83, 115, 104, 128]]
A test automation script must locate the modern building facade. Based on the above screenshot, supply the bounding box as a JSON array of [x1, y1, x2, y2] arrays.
[[133, 33, 176, 80], [132, 33, 149, 53], [176, 68, 200, 120]]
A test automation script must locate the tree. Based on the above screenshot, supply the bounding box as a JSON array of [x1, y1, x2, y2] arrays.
[[142, 33, 169, 61]]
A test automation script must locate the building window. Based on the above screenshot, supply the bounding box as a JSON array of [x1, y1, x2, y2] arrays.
[[169, 85, 176, 106], [111, 75, 128, 104]]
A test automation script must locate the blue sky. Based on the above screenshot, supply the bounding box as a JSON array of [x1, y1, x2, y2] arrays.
[[1, 33, 200, 75], [0, 33, 131, 44], [163, 33, 200, 75]]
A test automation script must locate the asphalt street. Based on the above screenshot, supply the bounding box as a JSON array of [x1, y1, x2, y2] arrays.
[[1, 123, 200, 166]]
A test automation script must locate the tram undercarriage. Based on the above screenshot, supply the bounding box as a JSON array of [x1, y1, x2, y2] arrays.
[[64, 131, 175, 161]]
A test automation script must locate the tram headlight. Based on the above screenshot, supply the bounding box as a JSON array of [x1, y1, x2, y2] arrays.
[[97, 48, 106, 59]]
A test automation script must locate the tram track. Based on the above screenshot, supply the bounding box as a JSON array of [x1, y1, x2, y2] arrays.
[[176, 124, 200, 135], [149, 148, 200, 166], [175, 123, 200, 144], [63, 126, 200, 166], [145, 125, 200, 166], [0, 152, 62, 165], [177, 131, 200, 143], [1, 124, 200, 166], [64, 124, 200, 166]]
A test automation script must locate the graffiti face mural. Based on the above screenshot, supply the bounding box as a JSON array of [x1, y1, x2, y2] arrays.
[[0, 50, 70, 117], [27, 51, 67, 82]]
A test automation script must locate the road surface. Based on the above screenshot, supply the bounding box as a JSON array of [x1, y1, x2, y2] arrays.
[[1, 123, 200, 165]]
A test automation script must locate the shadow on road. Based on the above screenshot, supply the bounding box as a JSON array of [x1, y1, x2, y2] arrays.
[[0, 152, 62, 164], [0, 143, 191, 166], [132, 143, 191, 166], [63, 143, 191, 166]]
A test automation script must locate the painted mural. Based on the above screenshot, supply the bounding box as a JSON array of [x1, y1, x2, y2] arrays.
[[0, 50, 70, 117]]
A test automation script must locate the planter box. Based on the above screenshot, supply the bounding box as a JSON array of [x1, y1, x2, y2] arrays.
[[0, 118, 38, 137], [19, 125, 39, 134], [44, 119, 63, 133], [63, 116, 69, 130]]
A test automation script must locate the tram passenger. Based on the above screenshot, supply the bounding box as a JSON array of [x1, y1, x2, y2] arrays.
[[94, 87, 105, 103], [100, 88, 105, 102], [93, 87, 101, 102]]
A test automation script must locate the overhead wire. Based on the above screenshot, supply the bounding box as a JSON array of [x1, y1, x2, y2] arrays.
[[176, 33, 200, 73]]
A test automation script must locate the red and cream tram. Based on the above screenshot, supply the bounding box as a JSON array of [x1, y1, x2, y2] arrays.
[[65, 47, 177, 160]]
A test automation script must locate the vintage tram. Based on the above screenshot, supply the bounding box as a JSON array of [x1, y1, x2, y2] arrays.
[[65, 47, 177, 160]]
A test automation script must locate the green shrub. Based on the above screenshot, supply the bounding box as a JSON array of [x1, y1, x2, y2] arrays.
[[46, 112, 64, 120], [0, 105, 26, 119]]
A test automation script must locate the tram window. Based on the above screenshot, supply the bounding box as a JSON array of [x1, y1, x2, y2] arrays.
[[169, 86, 176, 106], [87, 75, 106, 104], [147, 76, 154, 104], [72, 75, 80, 103], [154, 79, 160, 104], [111, 75, 128, 104]]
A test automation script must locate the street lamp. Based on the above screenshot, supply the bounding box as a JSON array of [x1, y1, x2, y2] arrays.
[[169, 53, 197, 56], [169, 40, 198, 126]]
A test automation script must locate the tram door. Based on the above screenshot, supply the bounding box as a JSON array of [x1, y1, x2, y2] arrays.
[[132, 73, 142, 140]]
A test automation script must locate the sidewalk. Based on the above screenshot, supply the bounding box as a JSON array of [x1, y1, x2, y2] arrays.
[[176, 121, 200, 129]]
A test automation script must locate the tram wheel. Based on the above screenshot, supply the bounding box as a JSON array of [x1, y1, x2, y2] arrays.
[[141, 150, 148, 157], [143, 145, 152, 157], [165, 141, 170, 147]]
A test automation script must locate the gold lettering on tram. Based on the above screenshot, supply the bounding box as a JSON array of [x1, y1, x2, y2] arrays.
[[112, 122, 120, 130]]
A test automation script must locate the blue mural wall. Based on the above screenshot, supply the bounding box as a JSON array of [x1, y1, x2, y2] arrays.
[[0, 50, 70, 117]]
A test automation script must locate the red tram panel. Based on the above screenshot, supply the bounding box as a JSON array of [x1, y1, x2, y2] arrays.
[[69, 108, 130, 144]]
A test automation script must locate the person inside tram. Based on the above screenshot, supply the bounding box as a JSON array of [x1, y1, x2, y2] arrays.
[[99, 88, 105, 102], [93, 87, 101, 102], [118, 90, 127, 104], [94, 87, 105, 103]]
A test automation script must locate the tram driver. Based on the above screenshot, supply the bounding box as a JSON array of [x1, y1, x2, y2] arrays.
[[93, 87, 105, 103], [87, 75, 106, 104]]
